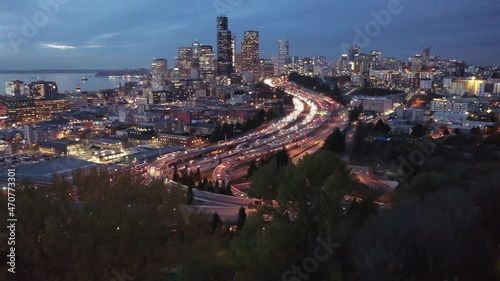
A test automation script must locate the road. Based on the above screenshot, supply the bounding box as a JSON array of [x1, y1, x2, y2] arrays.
[[144, 78, 352, 222]]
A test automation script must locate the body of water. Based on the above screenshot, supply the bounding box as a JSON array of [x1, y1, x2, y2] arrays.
[[0, 73, 132, 94]]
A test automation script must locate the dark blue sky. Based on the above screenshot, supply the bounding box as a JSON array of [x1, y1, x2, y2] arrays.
[[1, 0, 499, 69]]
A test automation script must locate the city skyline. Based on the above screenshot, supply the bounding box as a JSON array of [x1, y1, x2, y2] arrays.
[[1, 0, 499, 70]]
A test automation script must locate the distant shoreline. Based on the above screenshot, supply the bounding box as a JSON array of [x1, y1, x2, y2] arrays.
[[0, 69, 152, 77], [0, 70, 105, 74]]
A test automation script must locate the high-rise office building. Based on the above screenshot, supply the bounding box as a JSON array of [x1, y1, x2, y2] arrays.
[[241, 31, 259, 75], [235, 52, 242, 73], [354, 53, 369, 74], [260, 59, 275, 78], [29, 81, 58, 99], [151, 58, 168, 86], [5, 80, 27, 96], [422, 47, 430, 58], [231, 33, 237, 72], [277, 39, 289, 75], [192, 40, 201, 59], [336, 54, 351, 75], [369, 50, 382, 70], [200, 53, 217, 82], [422, 47, 431, 65], [201, 45, 213, 56], [348, 45, 361, 61], [192, 40, 201, 69], [177, 47, 193, 78], [217, 15, 233, 76], [217, 15, 228, 31]]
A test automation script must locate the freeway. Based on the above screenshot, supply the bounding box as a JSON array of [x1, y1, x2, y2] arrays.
[[148, 94, 310, 179], [145, 78, 350, 220]]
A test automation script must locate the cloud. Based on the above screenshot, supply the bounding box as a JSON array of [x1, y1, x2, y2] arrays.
[[41, 44, 76, 50]]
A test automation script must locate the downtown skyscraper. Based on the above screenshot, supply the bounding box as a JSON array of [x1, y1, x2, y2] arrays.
[[348, 45, 361, 61], [277, 39, 289, 75], [217, 15, 233, 76], [177, 47, 193, 78], [200, 44, 216, 82], [241, 31, 259, 74], [151, 58, 168, 87]]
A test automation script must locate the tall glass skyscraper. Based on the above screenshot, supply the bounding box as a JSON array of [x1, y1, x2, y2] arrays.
[[217, 15, 233, 76], [241, 31, 259, 74], [151, 58, 168, 86], [177, 47, 193, 78], [277, 39, 289, 75], [192, 40, 201, 69], [192, 40, 201, 59], [348, 45, 361, 61]]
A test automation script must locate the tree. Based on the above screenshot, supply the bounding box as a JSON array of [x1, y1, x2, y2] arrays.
[[195, 167, 201, 182], [275, 147, 290, 168], [172, 164, 179, 182], [346, 178, 500, 280], [330, 82, 345, 105], [322, 127, 346, 154], [231, 151, 353, 281], [349, 105, 363, 123], [317, 83, 331, 94], [202, 177, 208, 189], [225, 181, 233, 196], [237, 207, 247, 230], [4, 169, 210, 281], [249, 158, 280, 200], [219, 180, 227, 194], [374, 119, 385, 132], [247, 159, 258, 177], [470, 126, 482, 135], [411, 124, 426, 138], [187, 185, 194, 205], [210, 212, 222, 234], [443, 128, 450, 136], [383, 123, 392, 135]]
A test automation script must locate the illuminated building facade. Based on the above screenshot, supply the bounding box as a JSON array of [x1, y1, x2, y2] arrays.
[[34, 98, 69, 120], [241, 30, 259, 75], [29, 81, 58, 99], [200, 52, 217, 82], [348, 45, 360, 61], [158, 131, 208, 148], [192, 40, 201, 69], [177, 47, 193, 78], [151, 58, 169, 86], [231, 33, 237, 72], [449, 79, 485, 95], [277, 39, 289, 75], [5, 80, 27, 96], [260, 59, 275, 78], [200, 45, 213, 56], [4, 98, 36, 124], [217, 15, 233, 76]]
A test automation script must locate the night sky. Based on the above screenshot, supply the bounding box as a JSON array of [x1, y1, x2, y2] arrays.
[[1, 0, 499, 69]]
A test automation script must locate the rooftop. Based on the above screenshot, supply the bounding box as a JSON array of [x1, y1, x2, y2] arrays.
[[6, 157, 104, 183]]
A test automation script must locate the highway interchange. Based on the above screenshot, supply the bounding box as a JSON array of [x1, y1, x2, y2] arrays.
[[146, 78, 392, 223]]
